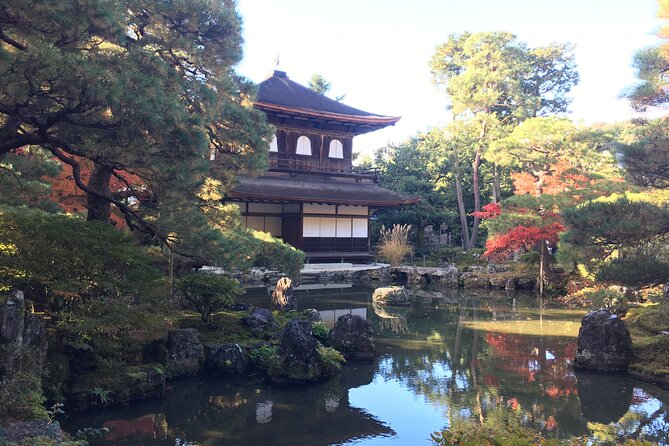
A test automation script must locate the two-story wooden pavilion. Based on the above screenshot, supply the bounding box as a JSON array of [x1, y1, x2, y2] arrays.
[[226, 70, 418, 262]]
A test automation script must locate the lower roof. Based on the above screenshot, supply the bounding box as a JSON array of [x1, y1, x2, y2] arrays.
[[227, 172, 419, 207]]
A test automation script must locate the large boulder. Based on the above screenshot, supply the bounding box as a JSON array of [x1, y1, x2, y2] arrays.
[[0, 420, 63, 443], [165, 329, 205, 379], [204, 343, 250, 375], [270, 320, 333, 385], [0, 290, 47, 376], [243, 307, 276, 336], [271, 277, 297, 311], [328, 314, 374, 361], [1, 290, 25, 346], [372, 286, 411, 306], [574, 309, 634, 373]]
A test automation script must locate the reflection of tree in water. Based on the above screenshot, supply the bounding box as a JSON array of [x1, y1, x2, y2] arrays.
[[373, 297, 591, 438], [577, 373, 669, 444]]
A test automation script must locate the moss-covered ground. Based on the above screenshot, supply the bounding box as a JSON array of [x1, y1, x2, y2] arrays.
[[624, 301, 669, 378]]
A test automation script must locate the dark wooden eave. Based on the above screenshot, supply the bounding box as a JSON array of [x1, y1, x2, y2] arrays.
[[228, 172, 419, 207], [256, 71, 400, 135]]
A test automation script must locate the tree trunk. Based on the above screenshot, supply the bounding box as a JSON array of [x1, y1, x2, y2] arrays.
[[468, 149, 482, 249], [492, 164, 501, 203], [86, 163, 113, 223], [417, 219, 427, 251], [538, 239, 549, 296], [454, 168, 470, 250]]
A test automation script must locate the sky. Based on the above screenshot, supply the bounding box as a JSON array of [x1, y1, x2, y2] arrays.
[[236, 0, 662, 157]]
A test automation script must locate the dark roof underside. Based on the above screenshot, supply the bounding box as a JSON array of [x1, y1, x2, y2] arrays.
[[257, 71, 400, 125], [228, 173, 419, 207]]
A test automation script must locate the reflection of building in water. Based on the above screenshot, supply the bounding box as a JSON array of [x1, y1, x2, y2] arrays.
[[320, 307, 366, 329], [324, 394, 340, 412], [256, 401, 273, 424]]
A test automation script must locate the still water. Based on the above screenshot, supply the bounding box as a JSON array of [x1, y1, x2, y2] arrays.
[[60, 286, 669, 445]]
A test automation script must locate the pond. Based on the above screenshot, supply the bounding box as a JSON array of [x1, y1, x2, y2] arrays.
[[60, 286, 669, 445]]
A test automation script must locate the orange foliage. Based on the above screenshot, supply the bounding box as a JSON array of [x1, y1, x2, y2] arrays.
[[477, 159, 600, 259], [511, 159, 591, 197], [46, 156, 144, 227], [658, 0, 669, 59]]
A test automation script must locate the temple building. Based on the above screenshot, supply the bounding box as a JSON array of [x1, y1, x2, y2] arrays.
[[226, 70, 418, 262]]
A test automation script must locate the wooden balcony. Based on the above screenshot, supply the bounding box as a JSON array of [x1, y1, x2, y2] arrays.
[[268, 155, 378, 181]]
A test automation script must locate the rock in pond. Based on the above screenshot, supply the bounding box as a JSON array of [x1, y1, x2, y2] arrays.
[[67, 364, 165, 410], [0, 420, 63, 443], [328, 314, 374, 361], [270, 320, 334, 385], [271, 277, 297, 311], [165, 328, 205, 379], [372, 286, 411, 306], [574, 308, 634, 373], [204, 343, 250, 375]]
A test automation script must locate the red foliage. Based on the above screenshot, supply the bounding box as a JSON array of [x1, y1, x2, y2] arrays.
[[471, 202, 502, 219], [46, 156, 144, 227], [484, 221, 565, 260], [478, 159, 595, 260]]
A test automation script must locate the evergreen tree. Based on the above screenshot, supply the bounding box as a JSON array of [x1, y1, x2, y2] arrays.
[[560, 118, 669, 290], [430, 32, 578, 249], [0, 0, 303, 272], [308, 73, 332, 95]]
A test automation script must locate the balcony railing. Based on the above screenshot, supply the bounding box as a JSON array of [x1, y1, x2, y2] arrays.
[[268, 155, 378, 180]]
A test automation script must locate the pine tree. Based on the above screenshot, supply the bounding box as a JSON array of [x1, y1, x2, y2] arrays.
[[0, 1, 309, 270]]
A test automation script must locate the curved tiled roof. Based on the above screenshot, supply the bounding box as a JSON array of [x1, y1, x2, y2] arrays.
[[228, 172, 419, 207], [256, 71, 400, 126]]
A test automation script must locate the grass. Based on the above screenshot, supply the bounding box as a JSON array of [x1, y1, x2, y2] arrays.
[[176, 310, 262, 346], [624, 301, 669, 377], [377, 224, 413, 267]]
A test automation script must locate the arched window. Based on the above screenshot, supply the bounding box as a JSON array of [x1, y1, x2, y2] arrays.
[[296, 136, 312, 155], [269, 135, 278, 152], [329, 139, 344, 159]]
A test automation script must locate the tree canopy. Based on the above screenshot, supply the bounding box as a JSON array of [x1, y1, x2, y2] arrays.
[[0, 0, 304, 273], [428, 32, 579, 249]]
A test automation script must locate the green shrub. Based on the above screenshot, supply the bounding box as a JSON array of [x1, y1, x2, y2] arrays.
[[311, 321, 329, 344], [431, 425, 656, 446], [431, 425, 563, 446], [0, 206, 162, 300], [56, 293, 172, 368], [317, 346, 345, 371], [582, 289, 631, 315], [519, 251, 540, 266], [0, 347, 47, 420], [248, 344, 279, 371], [175, 273, 242, 323]]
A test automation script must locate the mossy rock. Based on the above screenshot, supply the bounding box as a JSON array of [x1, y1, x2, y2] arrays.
[[625, 301, 669, 378], [66, 364, 165, 410]]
